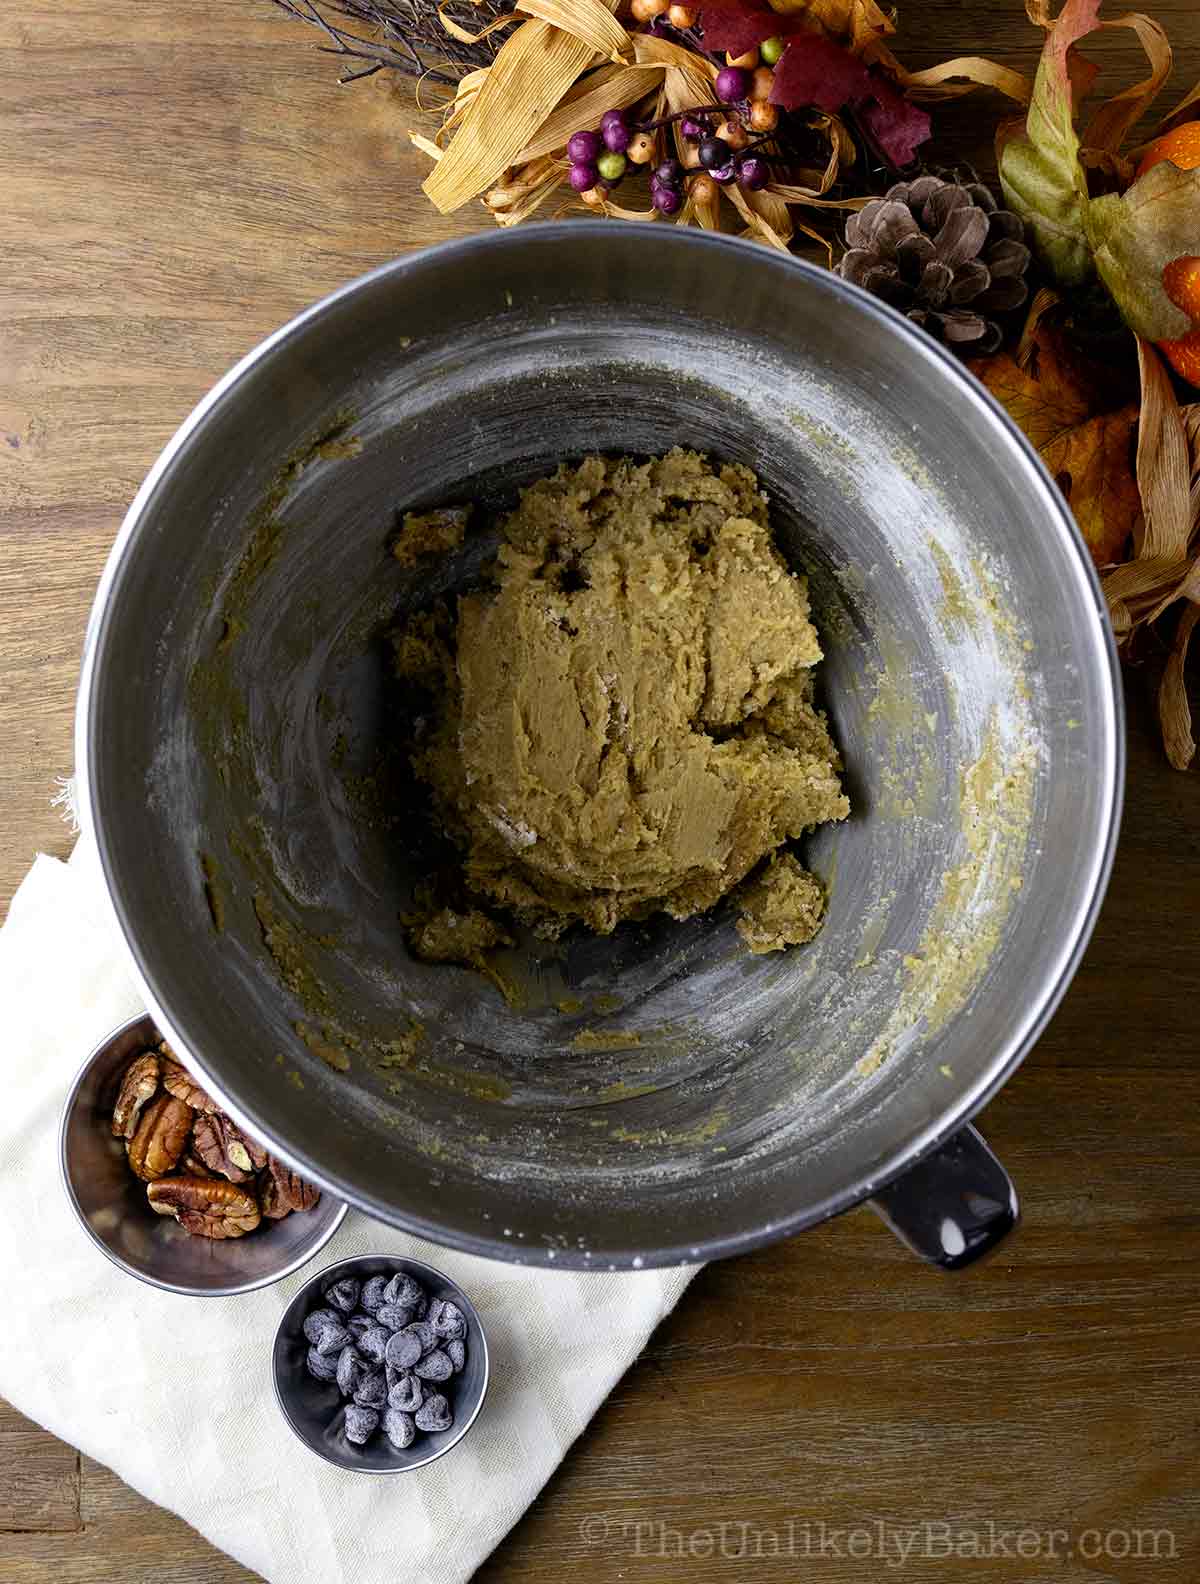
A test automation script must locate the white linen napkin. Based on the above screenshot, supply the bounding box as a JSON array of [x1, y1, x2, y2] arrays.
[[0, 838, 696, 1583]]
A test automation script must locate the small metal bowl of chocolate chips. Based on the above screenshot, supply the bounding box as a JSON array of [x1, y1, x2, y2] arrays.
[[272, 1254, 489, 1472], [60, 1013, 347, 1296]]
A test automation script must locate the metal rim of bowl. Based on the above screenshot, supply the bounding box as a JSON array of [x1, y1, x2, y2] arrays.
[[75, 223, 1126, 1269], [271, 1252, 490, 1473], [59, 1012, 350, 1297]]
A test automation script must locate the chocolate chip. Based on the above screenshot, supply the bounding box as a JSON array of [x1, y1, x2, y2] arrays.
[[376, 1302, 415, 1332], [387, 1373, 424, 1413], [336, 1345, 366, 1398], [414, 1348, 452, 1383], [415, 1392, 453, 1433], [302, 1308, 341, 1346], [306, 1346, 340, 1383], [428, 1298, 466, 1341], [354, 1369, 388, 1410], [324, 1277, 361, 1314], [359, 1274, 390, 1315], [384, 1329, 422, 1371], [383, 1272, 425, 1309], [343, 1405, 379, 1445], [312, 1320, 351, 1358], [404, 1320, 437, 1355], [358, 1325, 391, 1366], [382, 1408, 416, 1449]]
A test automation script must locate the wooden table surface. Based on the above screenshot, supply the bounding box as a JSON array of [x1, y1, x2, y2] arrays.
[[2, 2, 1198, 1579]]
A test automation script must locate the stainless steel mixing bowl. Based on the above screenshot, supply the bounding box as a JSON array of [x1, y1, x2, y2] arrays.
[[76, 225, 1122, 1271]]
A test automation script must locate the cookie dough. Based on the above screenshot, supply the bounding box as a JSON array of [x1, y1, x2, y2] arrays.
[[393, 450, 848, 949]]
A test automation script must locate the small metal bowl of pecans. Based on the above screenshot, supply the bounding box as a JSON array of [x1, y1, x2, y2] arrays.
[[59, 1013, 347, 1296]]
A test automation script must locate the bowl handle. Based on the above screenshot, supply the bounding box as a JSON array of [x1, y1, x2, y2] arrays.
[[868, 1124, 1019, 1270]]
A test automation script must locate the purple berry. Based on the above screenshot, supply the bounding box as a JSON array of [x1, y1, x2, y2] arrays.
[[568, 162, 599, 193], [715, 65, 750, 104], [600, 108, 626, 135], [697, 137, 727, 171], [567, 129, 602, 164], [602, 119, 630, 154], [652, 184, 683, 214], [711, 161, 737, 184], [653, 159, 683, 189], [680, 116, 706, 142], [737, 154, 769, 191]]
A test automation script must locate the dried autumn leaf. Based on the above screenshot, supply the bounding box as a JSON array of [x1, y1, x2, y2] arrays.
[[1160, 602, 1200, 769], [700, 0, 807, 60], [1104, 342, 1198, 633], [997, 0, 1096, 288], [1088, 160, 1200, 344], [763, 29, 930, 167], [973, 322, 1140, 566]]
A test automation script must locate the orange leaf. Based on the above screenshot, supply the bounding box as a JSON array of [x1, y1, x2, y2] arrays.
[[973, 322, 1140, 567]]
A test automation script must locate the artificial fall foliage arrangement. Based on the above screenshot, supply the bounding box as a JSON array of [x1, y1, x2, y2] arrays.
[[275, 0, 1200, 760]]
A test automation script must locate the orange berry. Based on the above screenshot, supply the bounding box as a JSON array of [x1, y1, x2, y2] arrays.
[[691, 173, 718, 205], [717, 119, 749, 151], [749, 100, 779, 133], [1159, 256, 1200, 386], [630, 0, 668, 18], [1160, 333, 1200, 386], [1163, 255, 1200, 321], [626, 131, 656, 165], [1136, 121, 1200, 180], [1134, 122, 1200, 387], [666, 3, 696, 23], [750, 66, 775, 102]]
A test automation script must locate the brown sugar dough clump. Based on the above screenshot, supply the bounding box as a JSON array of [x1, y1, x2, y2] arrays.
[[393, 449, 848, 950]]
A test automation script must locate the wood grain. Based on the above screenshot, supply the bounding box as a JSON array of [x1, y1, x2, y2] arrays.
[[2, 0, 1199, 1580]]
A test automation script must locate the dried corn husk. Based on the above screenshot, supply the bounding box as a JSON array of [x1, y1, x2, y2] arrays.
[[515, 62, 663, 162], [1159, 74, 1200, 134], [1094, 343, 1200, 766], [422, 2, 622, 211], [1081, 12, 1171, 154], [1102, 342, 1193, 623], [901, 58, 1031, 106], [520, 0, 629, 60], [1161, 603, 1200, 770]]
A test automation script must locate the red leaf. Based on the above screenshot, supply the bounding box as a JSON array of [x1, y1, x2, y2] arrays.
[[699, 0, 805, 61], [699, 6, 931, 168], [857, 75, 932, 167], [768, 33, 931, 167], [769, 33, 872, 115]]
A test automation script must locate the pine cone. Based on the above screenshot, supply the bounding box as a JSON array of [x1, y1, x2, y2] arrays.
[[837, 176, 1031, 355]]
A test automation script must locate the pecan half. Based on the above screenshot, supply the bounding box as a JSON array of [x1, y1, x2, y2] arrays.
[[111, 1053, 160, 1139], [126, 1093, 192, 1180], [259, 1156, 321, 1220], [161, 1058, 218, 1113], [146, 1176, 261, 1239], [192, 1111, 268, 1182]]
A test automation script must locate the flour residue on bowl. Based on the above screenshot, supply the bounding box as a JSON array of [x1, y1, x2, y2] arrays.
[[859, 710, 1038, 1077]]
